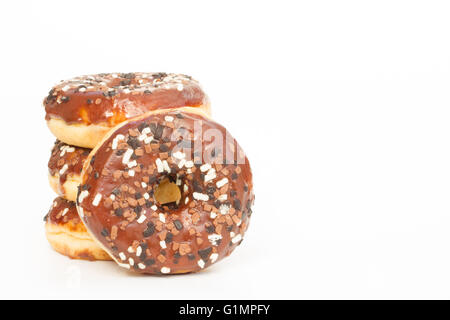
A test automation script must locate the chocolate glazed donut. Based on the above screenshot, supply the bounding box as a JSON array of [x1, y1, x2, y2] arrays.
[[44, 73, 211, 148], [77, 108, 254, 274]]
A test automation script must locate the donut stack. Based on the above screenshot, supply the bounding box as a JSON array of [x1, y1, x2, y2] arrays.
[[43, 73, 254, 274]]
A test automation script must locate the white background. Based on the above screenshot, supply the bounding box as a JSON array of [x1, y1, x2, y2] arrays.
[[1, 0, 450, 299]]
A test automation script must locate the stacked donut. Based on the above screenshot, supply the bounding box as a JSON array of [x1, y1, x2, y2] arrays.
[[43, 72, 254, 274]]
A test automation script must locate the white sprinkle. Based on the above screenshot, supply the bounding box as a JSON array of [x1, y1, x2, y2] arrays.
[[128, 169, 135, 177], [232, 234, 242, 244], [177, 84, 184, 91], [210, 211, 217, 219], [165, 116, 174, 122], [172, 151, 185, 160], [78, 207, 84, 218], [122, 149, 133, 165], [136, 246, 142, 257], [185, 197, 189, 204], [138, 134, 147, 141], [162, 160, 171, 173], [62, 85, 70, 92], [151, 205, 158, 211], [193, 192, 209, 201], [119, 252, 126, 260], [127, 160, 137, 168], [137, 214, 147, 224], [216, 178, 229, 188], [208, 233, 223, 246], [59, 164, 68, 175], [160, 240, 167, 249], [197, 259, 205, 269], [159, 213, 166, 223], [218, 194, 227, 201], [127, 246, 134, 253], [61, 208, 69, 216], [118, 262, 130, 269], [185, 160, 194, 168], [204, 168, 217, 182], [138, 263, 146, 270], [109, 194, 116, 200], [161, 267, 171, 274], [200, 163, 211, 172], [219, 204, 230, 215], [178, 158, 186, 168], [92, 193, 102, 206], [128, 257, 134, 266], [111, 134, 124, 150], [210, 253, 219, 263], [156, 158, 164, 173], [183, 184, 188, 193], [143, 193, 150, 200], [142, 127, 151, 135], [144, 136, 153, 144], [78, 190, 89, 203], [141, 182, 147, 188]]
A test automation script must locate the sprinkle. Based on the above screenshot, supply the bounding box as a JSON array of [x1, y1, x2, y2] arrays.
[[219, 204, 230, 215], [128, 170, 135, 177], [136, 246, 142, 257], [183, 185, 188, 193], [155, 158, 164, 173], [119, 252, 126, 260], [162, 160, 171, 173], [128, 258, 134, 266], [151, 205, 158, 211], [142, 127, 151, 135], [160, 240, 167, 249], [92, 193, 102, 206], [159, 213, 166, 223], [59, 164, 68, 175], [178, 158, 186, 168], [177, 84, 184, 91], [122, 149, 134, 165], [161, 267, 171, 274], [193, 192, 209, 201], [208, 233, 223, 246], [216, 178, 229, 188], [143, 193, 150, 200], [200, 163, 211, 172], [185, 160, 194, 168], [127, 160, 137, 168], [210, 253, 219, 263], [141, 182, 147, 188], [204, 168, 217, 182], [61, 208, 69, 216], [78, 207, 84, 218], [138, 263, 146, 270], [165, 116, 174, 122], [136, 214, 147, 224], [197, 259, 205, 268], [78, 190, 89, 203], [218, 194, 227, 201], [185, 197, 189, 204], [111, 134, 125, 150], [118, 263, 130, 269], [210, 212, 217, 219]]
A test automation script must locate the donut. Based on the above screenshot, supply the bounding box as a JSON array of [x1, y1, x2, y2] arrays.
[[44, 197, 111, 261], [76, 108, 254, 274], [44, 72, 211, 148], [48, 140, 90, 201]]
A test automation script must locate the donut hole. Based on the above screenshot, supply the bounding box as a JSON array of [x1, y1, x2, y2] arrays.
[[154, 178, 181, 205]]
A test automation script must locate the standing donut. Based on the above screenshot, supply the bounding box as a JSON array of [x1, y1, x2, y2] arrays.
[[44, 73, 211, 148], [77, 108, 254, 274]]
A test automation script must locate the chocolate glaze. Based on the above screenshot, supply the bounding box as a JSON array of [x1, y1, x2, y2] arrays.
[[45, 197, 85, 233], [48, 140, 90, 185], [77, 110, 254, 274], [44, 73, 208, 125]]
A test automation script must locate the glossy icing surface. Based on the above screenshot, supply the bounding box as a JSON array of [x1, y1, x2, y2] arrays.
[[44, 73, 209, 125], [77, 110, 254, 274], [48, 140, 90, 185]]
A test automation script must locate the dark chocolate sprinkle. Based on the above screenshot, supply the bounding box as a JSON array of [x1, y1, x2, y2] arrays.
[[174, 220, 183, 230], [198, 247, 212, 261]]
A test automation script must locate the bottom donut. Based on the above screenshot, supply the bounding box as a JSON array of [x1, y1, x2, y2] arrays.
[[44, 197, 111, 261]]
